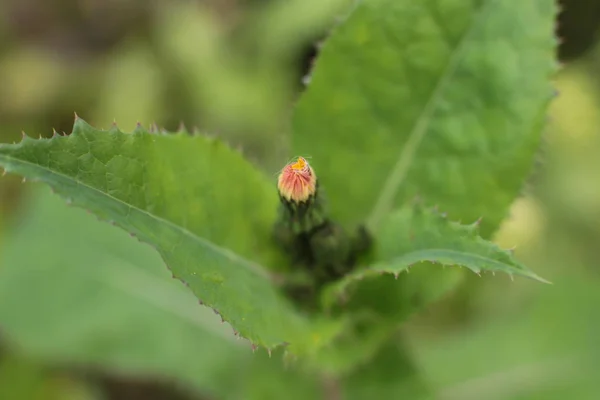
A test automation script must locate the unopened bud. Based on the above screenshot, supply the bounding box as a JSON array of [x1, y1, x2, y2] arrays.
[[277, 157, 316, 203], [273, 156, 373, 303]]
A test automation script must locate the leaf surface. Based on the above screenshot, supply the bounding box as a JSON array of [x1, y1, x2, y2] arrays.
[[0, 120, 309, 349], [0, 185, 320, 399], [323, 203, 549, 310], [292, 0, 557, 237]]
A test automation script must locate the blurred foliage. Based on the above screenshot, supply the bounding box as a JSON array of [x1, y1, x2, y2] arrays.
[[0, 0, 599, 399], [403, 21, 600, 400]]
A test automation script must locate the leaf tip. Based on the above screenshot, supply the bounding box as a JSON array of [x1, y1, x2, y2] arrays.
[[149, 122, 159, 134], [72, 114, 92, 133], [133, 122, 145, 134], [528, 271, 552, 285]]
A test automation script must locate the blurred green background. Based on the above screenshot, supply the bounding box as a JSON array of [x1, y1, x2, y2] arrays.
[[0, 0, 599, 399]]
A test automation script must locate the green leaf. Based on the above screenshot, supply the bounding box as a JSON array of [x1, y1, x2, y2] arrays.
[[332, 266, 465, 323], [0, 120, 308, 349], [323, 203, 549, 310], [0, 185, 320, 399], [292, 0, 557, 237], [0, 185, 243, 395]]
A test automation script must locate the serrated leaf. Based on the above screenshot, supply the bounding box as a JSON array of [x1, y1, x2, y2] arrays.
[[0, 119, 308, 349], [0, 185, 245, 395], [292, 0, 557, 238], [323, 203, 549, 309], [334, 266, 465, 323], [0, 185, 320, 399]]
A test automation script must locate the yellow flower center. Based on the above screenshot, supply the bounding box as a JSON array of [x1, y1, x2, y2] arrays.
[[291, 157, 307, 171]]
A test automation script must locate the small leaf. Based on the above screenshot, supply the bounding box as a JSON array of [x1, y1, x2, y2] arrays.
[[323, 203, 549, 309], [292, 0, 558, 238], [0, 120, 308, 349]]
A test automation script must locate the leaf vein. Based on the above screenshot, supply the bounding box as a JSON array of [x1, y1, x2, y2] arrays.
[[368, 0, 495, 230], [0, 153, 273, 281]]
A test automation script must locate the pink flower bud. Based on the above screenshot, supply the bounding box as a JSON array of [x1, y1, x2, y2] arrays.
[[277, 157, 316, 203]]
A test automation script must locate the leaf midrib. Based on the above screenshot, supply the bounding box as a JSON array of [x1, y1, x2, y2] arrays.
[[376, 248, 522, 272], [367, 0, 494, 230], [0, 152, 272, 281]]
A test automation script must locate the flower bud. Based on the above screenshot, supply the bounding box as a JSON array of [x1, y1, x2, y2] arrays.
[[277, 157, 317, 203]]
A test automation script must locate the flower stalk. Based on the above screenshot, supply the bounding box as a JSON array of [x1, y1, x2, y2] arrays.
[[274, 157, 372, 301]]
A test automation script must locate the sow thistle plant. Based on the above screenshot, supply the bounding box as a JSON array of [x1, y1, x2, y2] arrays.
[[0, 0, 559, 397]]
